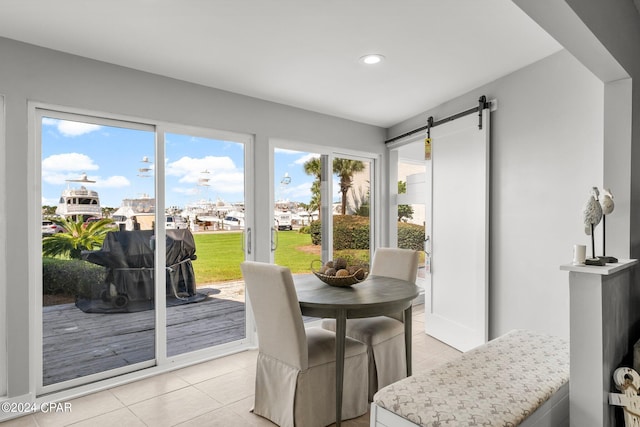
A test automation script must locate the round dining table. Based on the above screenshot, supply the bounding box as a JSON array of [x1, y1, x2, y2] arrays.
[[294, 274, 420, 427]]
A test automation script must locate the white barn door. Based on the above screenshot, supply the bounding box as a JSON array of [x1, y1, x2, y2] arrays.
[[425, 109, 489, 352]]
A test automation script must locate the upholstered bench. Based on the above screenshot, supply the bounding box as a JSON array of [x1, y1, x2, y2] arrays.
[[370, 329, 570, 427]]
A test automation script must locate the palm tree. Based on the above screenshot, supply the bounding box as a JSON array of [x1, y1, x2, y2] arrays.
[[42, 217, 114, 260], [333, 158, 364, 215], [303, 157, 322, 219], [304, 157, 366, 216]]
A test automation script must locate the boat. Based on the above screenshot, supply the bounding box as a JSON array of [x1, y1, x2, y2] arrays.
[[111, 194, 156, 230], [55, 173, 101, 221]]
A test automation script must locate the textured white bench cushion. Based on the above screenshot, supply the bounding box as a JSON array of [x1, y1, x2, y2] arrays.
[[372, 329, 569, 426]]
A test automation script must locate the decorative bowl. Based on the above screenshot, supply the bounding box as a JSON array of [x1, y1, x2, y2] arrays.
[[310, 259, 369, 287]]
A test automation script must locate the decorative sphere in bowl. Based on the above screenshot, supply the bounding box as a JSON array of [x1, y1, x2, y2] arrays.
[[311, 259, 368, 287]]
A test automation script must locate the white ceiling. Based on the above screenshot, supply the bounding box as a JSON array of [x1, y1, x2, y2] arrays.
[[0, 0, 561, 128]]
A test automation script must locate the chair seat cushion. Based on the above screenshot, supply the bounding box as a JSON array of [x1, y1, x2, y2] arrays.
[[305, 326, 368, 367], [321, 316, 404, 346]]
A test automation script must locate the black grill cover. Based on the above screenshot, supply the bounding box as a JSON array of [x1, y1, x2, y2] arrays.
[[79, 229, 203, 313]]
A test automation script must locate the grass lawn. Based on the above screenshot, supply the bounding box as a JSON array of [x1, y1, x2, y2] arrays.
[[191, 231, 369, 284]]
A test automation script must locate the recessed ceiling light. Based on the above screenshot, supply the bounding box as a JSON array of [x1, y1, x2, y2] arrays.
[[359, 54, 385, 65]]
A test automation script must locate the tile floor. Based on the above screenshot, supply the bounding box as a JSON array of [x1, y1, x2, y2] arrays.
[[1, 305, 461, 427]]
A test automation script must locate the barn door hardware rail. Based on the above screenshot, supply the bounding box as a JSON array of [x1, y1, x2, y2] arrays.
[[385, 95, 490, 145]]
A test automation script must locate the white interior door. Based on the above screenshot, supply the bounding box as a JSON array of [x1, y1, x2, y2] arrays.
[[425, 110, 489, 352]]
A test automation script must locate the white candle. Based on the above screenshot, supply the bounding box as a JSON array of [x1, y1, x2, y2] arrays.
[[573, 244, 586, 265]]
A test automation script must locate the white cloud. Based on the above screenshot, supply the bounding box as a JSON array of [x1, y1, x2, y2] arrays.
[[208, 171, 245, 194], [42, 153, 98, 172], [41, 153, 130, 189], [42, 118, 102, 137], [42, 153, 101, 185], [167, 156, 236, 180], [294, 153, 319, 165], [41, 196, 58, 206], [173, 187, 201, 196], [92, 176, 130, 188], [280, 181, 315, 200], [166, 156, 244, 195]]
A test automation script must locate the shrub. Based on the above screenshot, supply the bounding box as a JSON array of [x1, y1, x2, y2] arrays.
[[310, 216, 370, 250], [331, 250, 370, 266], [310, 216, 425, 252], [42, 257, 106, 298], [397, 222, 425, 251], [298, 226, 310, 234], [309, 220, 322, 245]]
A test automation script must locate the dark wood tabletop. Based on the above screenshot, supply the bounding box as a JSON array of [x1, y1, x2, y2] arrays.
[[295, 273, 420, 315]]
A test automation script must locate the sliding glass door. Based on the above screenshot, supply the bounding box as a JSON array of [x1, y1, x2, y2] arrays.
[[271, 143, 376, 276], [37, 110, 254, 393], [39, 110, 156, 391], [164, 130, 250, 357], [331, 155, 374, 267]]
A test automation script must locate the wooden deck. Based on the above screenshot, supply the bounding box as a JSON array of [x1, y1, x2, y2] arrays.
[[43, 287, 246, 386]]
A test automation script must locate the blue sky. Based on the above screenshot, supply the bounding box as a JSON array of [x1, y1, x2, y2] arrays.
[[41, 118, 332, 209]]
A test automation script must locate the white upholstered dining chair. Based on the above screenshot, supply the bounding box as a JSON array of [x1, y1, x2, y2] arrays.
[[240, 261, 369, 427], [321, 247, 419, 400]]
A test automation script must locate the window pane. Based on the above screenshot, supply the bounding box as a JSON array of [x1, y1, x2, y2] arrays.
[[397, 159, 427, 287], [41, 115, 155, 387], [331, 157, 371, 268], [273, 148, 321, 275], [165, 132, 246, 357]]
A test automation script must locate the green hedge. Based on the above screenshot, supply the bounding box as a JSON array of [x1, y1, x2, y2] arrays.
[[310, 216, 369, 250], [310, 216, 425, 251], [42, 257, 106, 298], [397, 222, 426, 251]]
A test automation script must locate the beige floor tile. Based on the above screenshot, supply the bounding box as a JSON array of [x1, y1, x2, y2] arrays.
[[66, 407, 145, 427], [176, 406, 255, 427], [195, 367, 256, 406], [128, 386, 222, 427], [220, 349, 258, 369], [33, 391, 124, 427], [328, 411, 370, 427], [109, 371, 190, 406], [413, 335, 459, 356], [0, 414, 38, 426], [174, 354, 246, 385], [226, 396, 276, 426]]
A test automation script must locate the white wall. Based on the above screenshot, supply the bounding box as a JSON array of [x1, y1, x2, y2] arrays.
[[0, 37, 385, 400], [516, 0, 640, 382], [388, 50, 604, 340]]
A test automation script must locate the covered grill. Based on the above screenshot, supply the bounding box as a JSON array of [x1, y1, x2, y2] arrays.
[[79, 229, 204, 313]]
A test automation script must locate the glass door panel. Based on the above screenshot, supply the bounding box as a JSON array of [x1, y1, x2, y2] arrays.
[[272, 148, 322, 274], [331, 156, 372, 269], [164, 132, 247, 357], [272, 149, 376, 280], [396, 146, 428, 289], [40, 113, 155, 389]]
